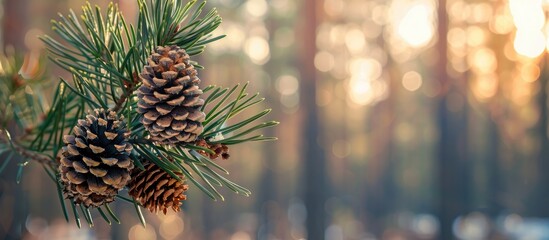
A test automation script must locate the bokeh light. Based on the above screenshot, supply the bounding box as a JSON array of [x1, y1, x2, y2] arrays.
[[245, 0, 268, 18], [469, 48, 497, 74], [510, 0, 546, 58], [276, 75, 300, 110], [129, 224, 157, 240], [6, 0, 549, 239], [276, 75, 299, 96], [159, 214, 184, 239], [346, 58, 386, 106], [345, 27, 366, 55], [509, 0, 544, 30], [514, 29, 545, 58], [244, 36, 270, 65], [520, 63, 541, 83], [395, 1, 435, 48], [314, 51, 335, 72], [402, 71, 423, 92]]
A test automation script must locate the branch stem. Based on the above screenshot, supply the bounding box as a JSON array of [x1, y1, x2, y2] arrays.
[[111, 73, 139, 113], [0, 130, 57, 168], [111, 88, 133, 112]]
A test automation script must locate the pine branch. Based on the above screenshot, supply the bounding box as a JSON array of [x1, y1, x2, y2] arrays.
[[0, 0, 278, 229], [111, 92, 129, 112], [0, 130, 56, 167], [110, 73, 138, 112]]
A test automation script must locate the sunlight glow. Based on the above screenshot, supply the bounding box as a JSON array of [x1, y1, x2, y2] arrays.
[[324, 0, 345, 17], [129, 224, 157, 240], [402, 71, 423, 92], [276, 75, 299, 95], [244, 36, 270, 65], [159, 215, 184, 239], [448, 28, 466, 48], [396, 3, 435, 48], [345, 27, 366, 54], [472, 75, 498, 100], [509, 0, 544, 30], [315, 51, 335, 72], [469, 48, 497, 74], [276, 75, 300, 110], [520, 63, 541, 83], [490, 12, 514, 35], [224, 24, 246, 52], [510, 0, 546, 58], [348, 58, 386, 106], [245, 0, 268, 18], [466, 26, 487, 47], [349, 79, 379, 106], [209, 22, 245, 53], [514, 29, 545, 58]]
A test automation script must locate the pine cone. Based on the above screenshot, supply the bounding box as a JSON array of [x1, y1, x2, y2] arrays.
[[196, 139, 230, 160], [137, 46, 206, 145], [128, 162, 189, 214], [59, 109, 133, 207]]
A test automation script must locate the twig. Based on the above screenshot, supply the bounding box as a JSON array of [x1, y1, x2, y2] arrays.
[[111, 90, 131, 112], [111, 73, 139, 113], [0, 130, 57, 168]]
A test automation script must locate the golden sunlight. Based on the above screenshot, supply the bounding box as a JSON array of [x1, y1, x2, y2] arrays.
[[396, 2, 435, 48]]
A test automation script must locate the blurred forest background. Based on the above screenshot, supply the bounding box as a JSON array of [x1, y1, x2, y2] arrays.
[[1, 0, 549, 239]]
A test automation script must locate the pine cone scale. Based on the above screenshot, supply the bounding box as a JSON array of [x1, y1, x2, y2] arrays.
[[137, 45, 205, 145], [128, 162, 188, 214], [59, 109, 134, 208]]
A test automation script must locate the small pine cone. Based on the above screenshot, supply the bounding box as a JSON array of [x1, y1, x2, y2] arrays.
[[137, 46, 206, 145], [196, 139, 230, 160], [59, 109, 134, 208], [128, 162, 189, 214]]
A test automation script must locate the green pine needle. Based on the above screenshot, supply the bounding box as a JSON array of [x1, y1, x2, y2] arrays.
[[0, 0, 277, 229], [105, 204, 121, 224], [97, 207, 112, 225]]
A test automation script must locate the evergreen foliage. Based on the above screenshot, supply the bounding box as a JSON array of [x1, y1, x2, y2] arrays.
[[0, 0, 277, 228]]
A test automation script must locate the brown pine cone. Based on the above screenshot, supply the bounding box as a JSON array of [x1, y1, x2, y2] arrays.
[[59, 109, 133, 207], [137, 46, 206, 145], [128, 162, 189, 214], [196, 139, 230, 160]]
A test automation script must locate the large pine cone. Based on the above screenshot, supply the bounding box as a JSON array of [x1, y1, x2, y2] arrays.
[[128, 162, 188, 214], [137, 46, 206, 145], [59, 109, 134, 207]]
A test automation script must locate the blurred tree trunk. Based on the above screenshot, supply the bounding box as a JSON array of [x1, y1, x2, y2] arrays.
[[363, 48, 398, 236], [299, 0, 328, 239], [256, 127, 277, 239], [0, 1, 29, 239], [531, 59, 549, 217], [2, 0, 27, 50], [436, 0, 468, 238], [256, 11, 281, 238], [363, 105, 395, 237], [484, 29, 509, 222], [486, 119, 501, 217]]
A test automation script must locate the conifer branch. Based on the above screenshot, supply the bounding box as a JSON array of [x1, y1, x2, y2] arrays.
[[0, 0, 278, 229], [0, 130, 56, 167], [111, 73, 139, 112]]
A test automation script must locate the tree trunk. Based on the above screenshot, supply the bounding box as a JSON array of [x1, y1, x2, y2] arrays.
[[486, 117, 501, 216], [256, 127, 277, 239], [299, 0, 328, 239], [2, 0, 28, 50], [531, 58, 549, 217], [436, 0, 468, 238]]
